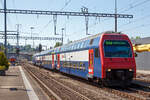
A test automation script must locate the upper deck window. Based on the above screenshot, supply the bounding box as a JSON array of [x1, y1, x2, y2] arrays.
[[71, 45, 73, 50], [80, 42, 84, 48], [84, 40, 89, 47], [103, 40, 132, 58], [75, 43, 78, 49], [77, 43, 80, 49], [90, 38, 94, 45]]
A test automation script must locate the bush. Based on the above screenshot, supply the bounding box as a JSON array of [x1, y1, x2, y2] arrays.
[[0, 52, 9, 70]]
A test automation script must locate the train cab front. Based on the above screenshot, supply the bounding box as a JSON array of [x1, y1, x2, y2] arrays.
[[100, 33, 136, 86]]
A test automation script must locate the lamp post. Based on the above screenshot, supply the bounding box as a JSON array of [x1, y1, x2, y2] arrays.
[[4, 0, 7, 57], [61, 28, 64, 45], [30, 27, 34, 48], [115, 0, 117, 32], [25, 38, 27, 46]]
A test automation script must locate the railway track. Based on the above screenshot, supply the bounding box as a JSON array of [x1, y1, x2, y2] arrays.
[[24, 66, 61, 100], [21, 62, 123, 100], [103, 86, 150, 100], [23, 64, 92, 100], [21, 62, 150, 100], [136, 73, 150, 84]]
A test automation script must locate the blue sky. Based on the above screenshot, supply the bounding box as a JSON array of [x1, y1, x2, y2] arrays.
[[0, 0, 150, 49]]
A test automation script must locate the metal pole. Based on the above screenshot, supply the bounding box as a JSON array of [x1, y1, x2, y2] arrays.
[[115, 0, 117, 32], [85, 16, 89, 35], [16, 24, 20, 47], [30, 27, 34, 48], [61, 28, 64, 45], [25, 39, 27, 46], [16, 24, 20, 59], [4, 0, 7, 56], [53, 15, 57, 35]]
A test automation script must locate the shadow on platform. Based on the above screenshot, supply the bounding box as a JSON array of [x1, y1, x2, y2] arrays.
[[0, 87, 31, 92], [4, 74, 19, 77]]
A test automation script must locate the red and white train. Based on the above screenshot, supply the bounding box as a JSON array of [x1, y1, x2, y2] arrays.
[[33, 31, 136, 86]]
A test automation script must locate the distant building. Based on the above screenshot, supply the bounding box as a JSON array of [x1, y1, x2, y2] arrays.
[[132, 37, 150, 70], [132, 37, 150, 44]]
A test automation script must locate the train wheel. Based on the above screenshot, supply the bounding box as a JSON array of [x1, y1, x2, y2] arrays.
[[88, 78, 93, 82], [98, 79, 104, 87]]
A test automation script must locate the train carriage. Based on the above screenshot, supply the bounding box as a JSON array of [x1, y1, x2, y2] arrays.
[[9, 56, 17, 66], [33, 31, 136, 86]]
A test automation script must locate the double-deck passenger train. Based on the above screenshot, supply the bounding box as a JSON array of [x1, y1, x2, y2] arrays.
[[32, 31, 136, 86]]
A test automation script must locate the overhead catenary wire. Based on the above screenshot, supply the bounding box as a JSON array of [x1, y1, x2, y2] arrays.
[[39, 0, 72, 34], [122, 23, 150, 32], [12, 0, 19, 24], [74, 0, 150, 35], [118, 13, 150, 29], [60, 0, 72, 11], [118, 5, 150, 31], [119, 0, 150, 13]]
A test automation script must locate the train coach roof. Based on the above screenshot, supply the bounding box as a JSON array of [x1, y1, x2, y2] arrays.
[[33, 49, 52, 56], [60, 31, 122, 47], [55, 31, 121, 48], [33, 31, 125, 56]]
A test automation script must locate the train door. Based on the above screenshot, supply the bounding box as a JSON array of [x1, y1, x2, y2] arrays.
[[88, 49, 94, 78], [52, 54, 55, 69], [57, 54, 60, 70]]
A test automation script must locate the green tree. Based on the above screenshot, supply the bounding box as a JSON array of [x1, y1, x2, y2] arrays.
[[135, 36, 140, 40], [54, 42, 62, 48], [39, 44, 42, 52], [0, 45, 5, 52], [0, 52, 9, 70]]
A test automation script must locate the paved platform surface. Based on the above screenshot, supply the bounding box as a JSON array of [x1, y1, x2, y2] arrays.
[[0, 66, 49, 100], [137, 70, 150, 74]]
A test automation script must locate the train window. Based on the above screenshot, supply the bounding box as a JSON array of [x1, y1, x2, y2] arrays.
[[76, 44, 78, 49], [74, 44, 77, 50], [73, 63, 76, 69], [82, 41, 85, 48], [77, 43, 79, 49], [90, 39, 94, 45], [95, 48, 99, 57], [70, 62, 72, 68], [85, 41, 89, 47], [68, 46, 70, 51], [71, 45, 73, 50], [83, 64, 85, 71], [79, 62, 82, 70], [73, 44, 75, 50], [80, 42, 84, 48], [70, 46, 72, 51], [104, 40, 132, 57], [79, 43, 81, 49], [77, 63, 79, 69], [67, 46, 69, 51]]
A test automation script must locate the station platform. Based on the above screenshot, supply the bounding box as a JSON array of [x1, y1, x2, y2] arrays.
[[137, 70, 150, 74], [0, 66, 49, 100]]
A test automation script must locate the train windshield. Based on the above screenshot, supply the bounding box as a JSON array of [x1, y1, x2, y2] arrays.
[[103, 40, 132, 57]]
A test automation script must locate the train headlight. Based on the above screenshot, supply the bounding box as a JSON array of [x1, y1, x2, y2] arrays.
[[129, 69, 133, 71], [107, 69, 111, 72]]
